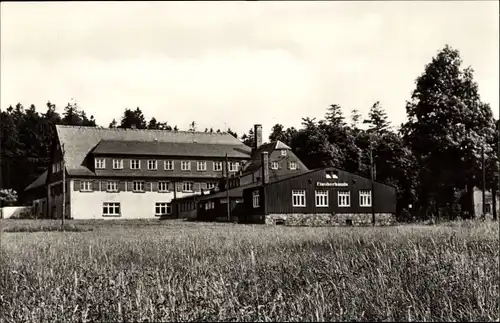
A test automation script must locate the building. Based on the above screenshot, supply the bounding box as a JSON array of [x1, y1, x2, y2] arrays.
[[24, 124, 255, 220], [241, 160, 397, 226], [473, 187, 499, 219], [23, 170, 48, 217], [172, 124, 309, 221]]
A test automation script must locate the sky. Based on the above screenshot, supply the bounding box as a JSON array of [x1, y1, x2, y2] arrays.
[[1, 1, 499, 140]]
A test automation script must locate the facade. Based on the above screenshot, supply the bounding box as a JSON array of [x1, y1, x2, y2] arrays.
[[24, 125, 254, 220], [171, 124, 309, 221], [242, 164, 397, 226], [473, 187, 499, 219]]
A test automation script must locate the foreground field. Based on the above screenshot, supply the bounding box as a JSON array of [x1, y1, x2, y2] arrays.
[[0, 219, 498, 322]]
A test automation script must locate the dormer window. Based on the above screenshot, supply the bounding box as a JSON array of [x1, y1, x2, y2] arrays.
[[326, 170, 339, 179], [130, 160, 140, 170], [289, 161, 297, 170], [95, 158, 106, 169], [113, 159, 123, 169], [281, 150, 287, 156], [271, 162, 279, 170], [148, 160, 157, 170]]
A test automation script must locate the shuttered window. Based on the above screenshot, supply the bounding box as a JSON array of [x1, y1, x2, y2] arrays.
[[182, 182, 193, 192], [81, 181, 93, 192], [158, 181, 170, 192], [107, 181, 118, 192], [133, 181, 145, 192]]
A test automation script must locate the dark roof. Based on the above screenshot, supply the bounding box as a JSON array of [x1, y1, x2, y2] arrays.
[[24, 170, 47, 192], [55, 125, 251, 176], [173, 182, 259, 203], [242, 140, 307, 174], [92, 140, 251, 159], [247, 166, 398, 190]]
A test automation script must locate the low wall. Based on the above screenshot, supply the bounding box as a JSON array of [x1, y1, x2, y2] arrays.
[[265, 213, 396, 226], [0, 206, 32, 219]]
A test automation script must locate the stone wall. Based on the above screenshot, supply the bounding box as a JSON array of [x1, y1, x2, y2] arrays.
[[265, 213, 396, 226]]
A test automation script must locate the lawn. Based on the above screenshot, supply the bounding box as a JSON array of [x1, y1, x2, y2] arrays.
[[0, 219, 498, 322]]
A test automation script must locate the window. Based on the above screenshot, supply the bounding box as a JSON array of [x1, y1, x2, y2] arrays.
[[81, 181, 93, 192], [213, 161, 223, 171], [271, 162, 279, 170], [315, 190, 329, 207], [158, 181, 170, 192], [182, 182, 193, 192], [281, 150, 287, 156], [130, 160, 140, 170], [164, 160, 174, 170], [103, 202, 120, 217], [107, 181, 118, 192], [181, 161, 191, 171], [113, 159, 123, 169], [95, 158, 106, 169], [292, 190, 306, 207], [148, 160, 157, 170], [338, 191, 351, 207], [133, 181, 145, 192], [205, 201, 215, 210], [289, 161, 297, 170], [207, 182, 216, 190], [359, 190, 372, 207], [155, 202, 172, 216], [326, 170, 339, 179], [197, 161, 207, 171], [229, 162, 239, 172], [253, 191, 260, 208]]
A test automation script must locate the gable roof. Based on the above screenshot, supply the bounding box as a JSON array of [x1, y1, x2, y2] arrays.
[[241, 140, 307, 174], [24, 170, 47, 192], [92, 140, 251, 159], [56, 125, 250, 176], [256, 166, 398, 190]]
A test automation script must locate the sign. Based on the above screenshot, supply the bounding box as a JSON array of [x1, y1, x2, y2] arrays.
[[317, 182, 348, 187]]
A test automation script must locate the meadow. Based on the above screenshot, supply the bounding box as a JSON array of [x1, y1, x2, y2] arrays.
[[0, 219, 498, 322]]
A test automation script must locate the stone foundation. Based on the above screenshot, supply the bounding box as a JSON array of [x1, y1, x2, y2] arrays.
[[265, 213, 396, 226]]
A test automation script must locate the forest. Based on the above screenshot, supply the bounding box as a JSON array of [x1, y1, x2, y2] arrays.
[[1, 45, 498, 221]]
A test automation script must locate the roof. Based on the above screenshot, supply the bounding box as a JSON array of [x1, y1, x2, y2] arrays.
[[56, 125, 250, 176], [92, 140, 251, 159], [174, 182, 260, 203], [24, 170, 47, 192], [246, 166, 398, 190], [241, 140, 306, 174]]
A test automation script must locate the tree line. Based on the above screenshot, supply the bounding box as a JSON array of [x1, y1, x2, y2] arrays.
[[1, 45, 498, 221]]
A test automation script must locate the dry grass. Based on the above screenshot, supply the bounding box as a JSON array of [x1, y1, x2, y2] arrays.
[[0, 219, 498, 322]]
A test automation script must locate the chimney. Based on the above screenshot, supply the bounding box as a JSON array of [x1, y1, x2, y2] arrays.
[[254, 124, 263, 150], [131, 124, 137, 129], [261, 151, 269, 185]]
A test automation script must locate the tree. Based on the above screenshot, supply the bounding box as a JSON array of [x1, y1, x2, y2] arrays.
[[61, 101, 96, 127], [109, 119, 118, 128], [227, 128, 238, 139], [401, 45, 496, 219], [188, 121, 196, 132], [350, 109, 362, 130], [119, 107, 147, 129], [325, 104, 346, 128], [363, 101, 391, 134], [241, 128, 255, 147]]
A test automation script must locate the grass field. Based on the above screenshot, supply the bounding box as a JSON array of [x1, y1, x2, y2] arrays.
[[0, 219, 498, 322]]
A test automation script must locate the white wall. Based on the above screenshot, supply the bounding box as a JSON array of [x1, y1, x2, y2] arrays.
[[0, 206, 31, 219], [70, 179, 199, 220]]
